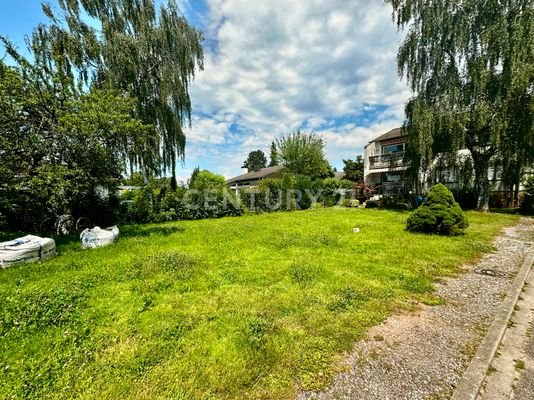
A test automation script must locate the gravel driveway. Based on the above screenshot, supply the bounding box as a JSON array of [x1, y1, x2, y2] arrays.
[[298, 218, 534, 400]]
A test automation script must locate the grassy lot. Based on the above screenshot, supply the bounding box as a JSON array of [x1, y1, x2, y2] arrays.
[[0, 209, 518, 399]]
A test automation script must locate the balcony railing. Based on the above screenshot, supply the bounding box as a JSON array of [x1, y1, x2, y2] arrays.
[[369, 152, 408, 169], [371, 182, 412, 196]]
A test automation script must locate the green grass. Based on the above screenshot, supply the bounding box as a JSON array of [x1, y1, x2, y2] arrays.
[[0, 209, 518, 399], [515, 359, 526, 370]]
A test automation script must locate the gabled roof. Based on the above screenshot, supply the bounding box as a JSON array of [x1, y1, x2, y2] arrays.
[[226, 166, 284, 184], [369, 127, 404, 143]]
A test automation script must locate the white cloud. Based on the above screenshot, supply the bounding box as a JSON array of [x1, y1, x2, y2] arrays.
[[184, 0, 411, 176]]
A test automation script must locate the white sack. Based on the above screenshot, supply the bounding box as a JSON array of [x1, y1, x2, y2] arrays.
[[80, 226, 119, 249], [0, 235, 56, 268]]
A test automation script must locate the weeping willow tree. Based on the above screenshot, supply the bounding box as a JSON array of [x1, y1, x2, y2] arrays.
[[6, 0, 204, 180], [387, 0, 534, 210]]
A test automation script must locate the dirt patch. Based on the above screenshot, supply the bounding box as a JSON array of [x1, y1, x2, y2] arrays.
[[298, 218, 534, 400]]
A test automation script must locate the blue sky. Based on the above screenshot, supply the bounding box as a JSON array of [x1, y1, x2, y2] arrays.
[[0, 0, 410, 181]]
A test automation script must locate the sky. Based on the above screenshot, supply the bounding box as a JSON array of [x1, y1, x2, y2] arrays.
[[0, 0, 411, 181]]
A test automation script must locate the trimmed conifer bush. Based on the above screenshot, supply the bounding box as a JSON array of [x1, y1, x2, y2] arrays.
[[406, 183, 469, 235]]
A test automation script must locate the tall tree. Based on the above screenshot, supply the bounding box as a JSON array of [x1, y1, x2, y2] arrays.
[[276, 131, 332, 179], [243, 150, 267, 172], [188, 166, 200, 188], [11, 0, 204, 179], [342, 156, 364, 182], [268, 141, 279, 167], [0, 61, 151, 228], [387, 0, 534, 210]]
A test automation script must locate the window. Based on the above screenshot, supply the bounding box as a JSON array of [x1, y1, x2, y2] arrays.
[[384, 172, 402, 182], [382, 143, 405, 154]]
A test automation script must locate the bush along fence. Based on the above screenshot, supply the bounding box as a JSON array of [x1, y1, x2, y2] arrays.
[[119, 176, 360, 224]]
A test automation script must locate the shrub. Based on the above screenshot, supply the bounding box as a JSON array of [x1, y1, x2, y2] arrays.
[[294, 175, 314, 209], [189, 170, 226, 191], [315, 178, 353, 207], [365, 199, 379, 208], [309, 202, 323, 210], [349, 199, 360, 207], [380, 196, 412, 210], [240, 176, 297, 212], [150, 210, 178, 223], [340, 198, 359, 207], [406, 183, 469, 235], [120, 184, 242, 223]]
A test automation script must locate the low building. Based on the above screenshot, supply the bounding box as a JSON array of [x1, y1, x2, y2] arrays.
[[226, 166, 283, 193]]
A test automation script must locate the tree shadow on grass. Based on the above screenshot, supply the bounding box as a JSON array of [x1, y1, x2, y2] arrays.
[[120, 224, 185, 238], [0, 231, 26, 242]]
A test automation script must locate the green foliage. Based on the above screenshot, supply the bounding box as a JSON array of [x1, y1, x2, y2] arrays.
[[239, 174, 355, 211], [240, 176, 297, 213], [407, 184, 469, 235], [12, 0, 205, 177], [315, 178, 354, 207], [388, 0, 534, 210], [120, 171, 241, 224], [0, 209, 518, 398], [327, 286, 371, 312], [268, 141, 279, 167], [276, 131, 332, 179], [342, 156, 364, 182], [0, 63, 149, 229], [379, 196, 412, 210], [243, 150, 267, 172], [246, 317, 271, 348], [1, 286, 86, 336], [132, 251, 198, 279], [188, 166, 200, 188], [188, 170, 226, 191], [309, 202, 323, 210], [289, 262, 323, 287], [340, 198, 360, 208], [122, 172, 145, 187], [293, 175, 314, 209]]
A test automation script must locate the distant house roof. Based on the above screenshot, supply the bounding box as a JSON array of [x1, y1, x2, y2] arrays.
[[333, 171, 346, 180], [226, 166, 284, 185], [118, 185, 142, 191], [368, 127, 404, 144]]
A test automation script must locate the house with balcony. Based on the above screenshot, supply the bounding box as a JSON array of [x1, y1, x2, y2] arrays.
[[364, 127, 530, 206], [364, 128, 411, 196]]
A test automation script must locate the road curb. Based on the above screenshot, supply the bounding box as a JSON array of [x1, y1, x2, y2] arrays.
[[451, 251, 534, 400]]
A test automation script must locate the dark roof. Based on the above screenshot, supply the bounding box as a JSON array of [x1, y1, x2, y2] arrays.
[[369, 127, 404, 143], [226, 166, 283, 184]]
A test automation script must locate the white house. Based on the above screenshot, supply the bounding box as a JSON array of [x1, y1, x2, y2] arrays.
[[364, 127, 529, 206], [363, 128, 410, 195]]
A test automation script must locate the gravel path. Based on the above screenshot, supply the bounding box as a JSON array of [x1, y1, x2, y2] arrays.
[[298, 218, 534, 400]]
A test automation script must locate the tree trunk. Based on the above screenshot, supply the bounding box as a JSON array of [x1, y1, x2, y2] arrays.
[[513, 181, 520, 209], [471, 151, 491, 212], [507, 184, 514, 208]]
